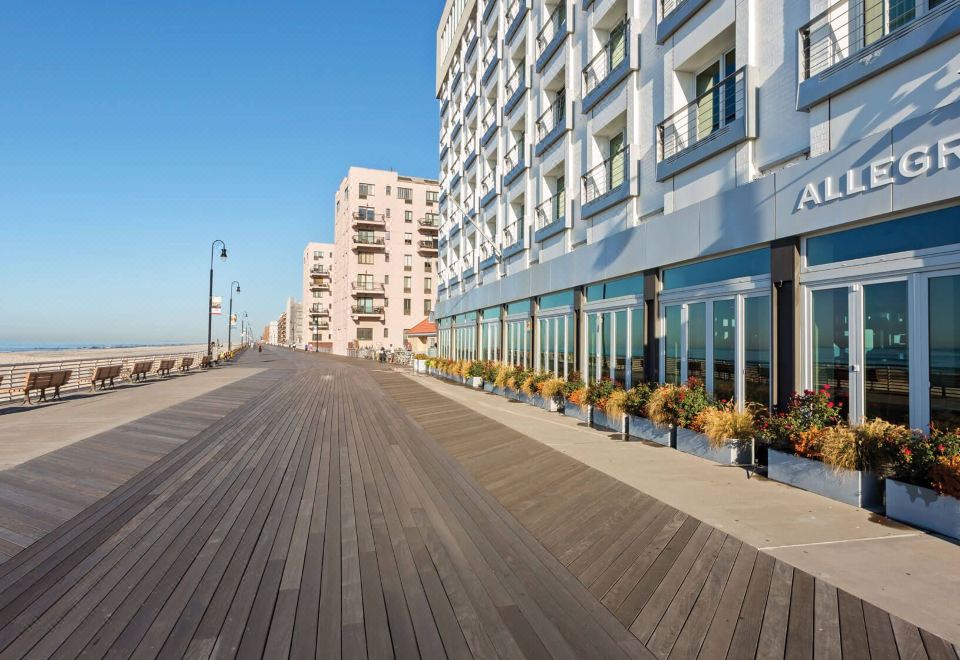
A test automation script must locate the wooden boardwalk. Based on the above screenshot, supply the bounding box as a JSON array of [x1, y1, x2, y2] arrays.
[[0, 348, 955, 658]]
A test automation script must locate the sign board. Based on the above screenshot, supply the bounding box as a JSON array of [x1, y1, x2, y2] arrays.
[[211, 296, 222, 316], [230, 313, 237, 327]]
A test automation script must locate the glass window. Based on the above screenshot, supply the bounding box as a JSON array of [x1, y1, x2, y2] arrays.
[[687, 303, 706, 384], [744, 296, 771, 407], [929, 274, 960, 428], [586, 274, 644, 302], [507, 300, 532, 315], [483, 305, 501, 319], [807, 206, 960, 267], [665, 305, 682, 385], [630, 307, 645, 385], [864, 281, 909, 424], [540, 289, 575, 310], [713, 299, 736, 403], [812, 288, 850, 410], [588, 313, 599, 383], [614, 310, 627, 386], [564, 316, 574, 379], [602, 312, 613, 381], [663, 248, 770, 291]]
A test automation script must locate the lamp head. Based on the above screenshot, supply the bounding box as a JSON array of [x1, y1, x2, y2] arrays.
[[235, 284, 241, 293], [220, 247, 228, 262]]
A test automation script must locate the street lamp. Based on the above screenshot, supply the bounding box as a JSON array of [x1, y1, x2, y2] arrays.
[[227, 281, 241, 352], [242, 312, 249, 347], [208, 240, 228, 358]]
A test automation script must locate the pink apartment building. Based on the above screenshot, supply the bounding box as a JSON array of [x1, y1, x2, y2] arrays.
[[302, 241, 335, 350], [331, 167, 440, 355]]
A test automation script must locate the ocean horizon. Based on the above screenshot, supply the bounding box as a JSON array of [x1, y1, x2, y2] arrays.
[[0, 341, 199, 353]]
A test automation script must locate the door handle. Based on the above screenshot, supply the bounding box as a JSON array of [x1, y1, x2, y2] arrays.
[[850, 364, 860, 373]]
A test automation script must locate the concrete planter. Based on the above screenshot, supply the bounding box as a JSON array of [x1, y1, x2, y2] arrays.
[[467, 376, 483, 389], [414, 359, 428, 374], [504, 387, 521, 400], [887, 479, 960, 540], [517, 391, 534, 405], [483, 382, 495, 393], [531, 394, 562, 412], [592, 409, 626, 433], [675, 428, 753, 466], [626, 416, 674, 447], [563, 403, 591, 424], [767, 449, 884, 511]]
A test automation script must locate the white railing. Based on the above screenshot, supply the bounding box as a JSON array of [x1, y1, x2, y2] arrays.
[[536, 91, 566, 141], [582, 18, 629, 97], [658, 67, 746, 161], [505, 62, 525, 98], [582, 146, 628, 203], [482, 105, 497, 134], [504, 139, 525, 171], [482, 42, 497, 72], [537, 3, 567, 55], [482, 169, 496, 196], [535, 192, 565, 229], [504, 219, 524, 246]]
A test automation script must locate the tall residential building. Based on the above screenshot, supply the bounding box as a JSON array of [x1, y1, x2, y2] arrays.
[[331, 167, 441, 355], [302, 241, 335, 350], [434, 0, 960, 431]]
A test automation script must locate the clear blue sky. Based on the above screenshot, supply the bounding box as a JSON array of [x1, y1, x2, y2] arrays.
[[0, 1, 441, 346]]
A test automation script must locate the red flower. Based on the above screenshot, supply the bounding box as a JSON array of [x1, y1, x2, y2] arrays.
[[822, 383, 831, 390], [938, 444, 946, 453], [827, 402, 834, 408], [903, 448, 913, 457]]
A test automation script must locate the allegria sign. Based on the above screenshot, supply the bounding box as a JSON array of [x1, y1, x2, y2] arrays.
[[796, 132, 960, 211]]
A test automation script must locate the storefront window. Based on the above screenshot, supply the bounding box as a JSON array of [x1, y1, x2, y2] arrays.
[[687, 303, 706, 383], [864, 282, 909, 425], [930, 275, 960, 428], [614, 310, 627, 385], [664, 305, 682, 385], [662, 249, 769, 291], [630, 307, 645, 382], [588, 312, 599, 382], [744, 296, 771, 406], [713, 299, 736, 402], [812, 288, 850, 411]]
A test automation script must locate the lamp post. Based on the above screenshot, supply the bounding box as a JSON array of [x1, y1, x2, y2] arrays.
[[208, 240, 228, 358], [227, 281, 241, 352], [242, 312, 249, 348]]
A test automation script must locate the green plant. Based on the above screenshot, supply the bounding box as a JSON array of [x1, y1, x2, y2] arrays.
[[467, 361, 485, 378], [563, 376, 585, 400], [891, 427, 960, 492], [586, 378, 617, 410], [623, 383, 654, 417], [539, 377, 565, 400], [645, 379, 710, 429], [755, 386, 844, 452], [494, 365, 511, 388], [606, 389, 629, 418], [695, 403, 756, 449]]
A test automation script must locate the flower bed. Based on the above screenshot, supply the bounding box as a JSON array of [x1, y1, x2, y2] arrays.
[[768, 448, 883, 510], [886, 479, 960, 540]]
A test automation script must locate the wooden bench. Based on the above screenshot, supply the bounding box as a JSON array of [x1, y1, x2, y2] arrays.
[[91, 365, 123, 391], [129, 361, 154, 382], [200, 356, 212, 369], [157, 359, 176, 378], [23, 370, 73, 404], [179, 357, 194, 372]]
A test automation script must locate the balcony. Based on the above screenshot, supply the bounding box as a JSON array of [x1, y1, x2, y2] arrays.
[[351, 281, 386, 296], [535, 3, 569, 72], [481, 42, 499, 86], [464, 24, 479, 62], [479, 244, 499, 271], [418, 239, 439, 254], [503, 140, 529, 187], [581, 146, 636, 219], [535, 93, 572, 156], [534, 192, 567, 241], [462, 251, 477, 279], [582, 20, 639, 113], [310, 265, 331, 278], [351, 305, 385, 318], [419, 216, 440, 232], [310, 306, 330, 317], [657, 0, 712, 44], [352, 234, 387, 251], [483, 0, 498, 24], [504, 62, 529, 116], [352, 210, 386, 228], [309, 279, 331, 291], [506, 0, 529, 43], [656, 66, 755, 181], [481, 105, 499, 147], [502, 219, 526, 258], [480, 169, 498, 208], [797, 0, 960, 110]]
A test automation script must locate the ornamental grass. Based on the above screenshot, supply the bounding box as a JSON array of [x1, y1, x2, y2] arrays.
[[539, 377, 565, 400], [695, 404, 756, 449]]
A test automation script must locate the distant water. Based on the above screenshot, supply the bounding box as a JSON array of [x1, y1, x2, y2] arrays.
[[0, 342, 194, 353]]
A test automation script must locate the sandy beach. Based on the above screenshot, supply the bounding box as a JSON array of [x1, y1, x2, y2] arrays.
[[0, 344, 208, 366]]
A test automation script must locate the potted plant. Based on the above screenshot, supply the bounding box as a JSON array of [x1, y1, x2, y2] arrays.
[[465, 360, 484, 388], [645, 379, 710, 449], [625, 384, 672, 446], [563, 376, 590, 424], [481, 361, 499, 393], [534, 376, 565, 412], [505, 366, 529, 400], [588, 379, 626, 433], [413, 353, 429, 374], [886, 427, 960, 540], [692, 402, 756, 466], [760, 389, 887, 511], [492, 364, 510, 396]]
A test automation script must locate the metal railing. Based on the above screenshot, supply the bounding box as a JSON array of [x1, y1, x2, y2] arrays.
[[536, 92, 566, 141], [351, 281, 385, 292], [535, 192, 565, 229], [504, 139, 525, 171], [351, 305, 385, 316], [464, 125, 476, 148], [661, 0, 688, 18], [0, 347, 211, 404], [537, 3, 567, 55], [419, 239, 439, 251], [419, 216, 440, 228], [504, 219, 524, 246], [309, 279, 330, 289], [352, 211, 386, 225], [464, 73, 476, 95], [462, 251, 476, 269], [658, 67, 746, 162], [310, 306, 330, 316], [799, 0, 951, 80], [505, 62, 525, 98], [481, 105, 497, 134], [583, 18, 629, 97], [482, 42, 497, 71], [506, 0, 524, 24], [481, 169, 496, 196], [582, 146, 628, 204], [310, 266, 331, 276], [352, 234, 386, 246]]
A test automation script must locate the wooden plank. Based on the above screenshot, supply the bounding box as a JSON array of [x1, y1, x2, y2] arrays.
[[920, 628, 960, 660], [696, 544, 758, 659], [837, 589, 870, 660], [813, 579, 841, 660], [726, 551, 776, 659], [862, 600, 901, 660], [890, 614, 930, 660], [785, 570, 815, 660]]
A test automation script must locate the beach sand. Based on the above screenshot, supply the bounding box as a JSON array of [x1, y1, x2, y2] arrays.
[[0, 344, 209, 366]]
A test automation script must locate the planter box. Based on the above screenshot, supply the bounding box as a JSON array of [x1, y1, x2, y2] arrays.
[[483, 382, 495, 393], [563, 403, 591, 424], [531, 394, 561, 412], [767, 449, 883, 511], [887, 479, 960, 540], [504, 387, 521, 400], [675, 428, 753, 466], [626, 416, 674, 447], [467, 376, 483, 389], [592, 410, 626, 433], [414, 359, 428, 374], [517, 391, 534, 405]]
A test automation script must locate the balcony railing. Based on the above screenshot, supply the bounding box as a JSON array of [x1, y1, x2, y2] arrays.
[[506, 0, 523, 24], [352, 211, 386, 226], [481, 105, 496, 134], [582, 146, 628, 204], [464, 126, 476, 148], [536, 4, 567, 55], [310, 306, 330, 316], [310, 266, 331, 276], [419, 239, 439, 251], [462, 251, 475, 267], [535, 192, 565, 229], [419, 216, 440, 228], [536, 92, 566, 142], [504, 139, 525, 171], [310, 280, 330, 290], [661, 0, 687, 18], [351, 281, 385, 292], [658, 67, 745, 162], [351, 305, 385, 316], [505, 62, 525, 98], [482, 42, 496, 71], [481, 169, 496, 196], [799, 0, 949, 80], [504, 219, 524, 246], [352, 234, 386, 247], [583, 19, 629, 97]]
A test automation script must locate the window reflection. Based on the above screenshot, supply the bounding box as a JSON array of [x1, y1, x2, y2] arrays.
[[687, 303, 706, 383], [930, 275, 960, 429], [665, 305, 682, 385], [713, 299, 736, 402], [631, 307, 645, 386], [615, 310, 627, 386], [744, 296, 770, 407], [813, 288, 849, 411], [864, 281, 909, 425]]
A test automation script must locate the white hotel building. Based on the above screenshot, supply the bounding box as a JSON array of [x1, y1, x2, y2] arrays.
[[433, 0, 960, 430]]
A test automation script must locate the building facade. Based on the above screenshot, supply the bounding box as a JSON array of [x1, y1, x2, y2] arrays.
[[331, 167, 441, 355], [303, 241, 335, 350], [435, 0, 960, 430]]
